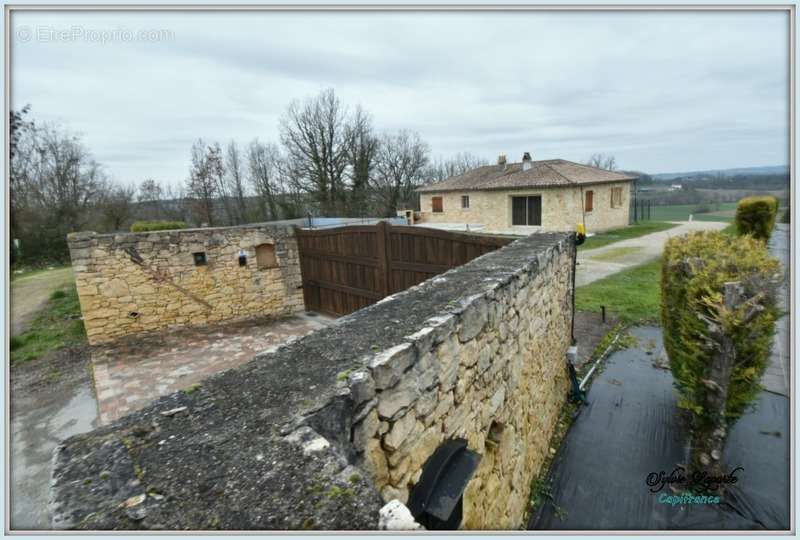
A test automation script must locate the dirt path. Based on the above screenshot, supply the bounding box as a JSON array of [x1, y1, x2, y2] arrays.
[[10, 267, 74, 336], [576, 220, 729, 287]]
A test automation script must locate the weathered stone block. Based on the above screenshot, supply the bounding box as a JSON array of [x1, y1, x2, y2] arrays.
[[383, 413, 421, 453], [348, 370, 376, 406], [458, 296, 489, 342], [369, 343, 417, 390], [377, 385, 418, 420]]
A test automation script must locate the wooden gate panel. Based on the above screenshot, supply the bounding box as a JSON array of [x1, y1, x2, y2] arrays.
[[296, 223, 513, 317]]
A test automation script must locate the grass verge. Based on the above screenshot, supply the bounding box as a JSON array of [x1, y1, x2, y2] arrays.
[[579, 221, 678, 250], [721, 223, 738, 237], [588, 246, 642, 262], [11, 264, 69, 282], [10, 284, 86, 364], [576, 260, 661, 324]]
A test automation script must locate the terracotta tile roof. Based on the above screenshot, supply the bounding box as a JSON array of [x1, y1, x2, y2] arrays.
[[416, 159, 637, 193]]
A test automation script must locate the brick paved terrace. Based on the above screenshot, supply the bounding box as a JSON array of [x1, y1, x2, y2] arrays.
[[92, 313, 332, 424]]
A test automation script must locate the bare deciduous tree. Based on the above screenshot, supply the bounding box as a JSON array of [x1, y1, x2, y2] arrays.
[[247, 138, 283, 221], [225, 141, 248, 224], [423, 152, 488, 185], [137, 178, 165, 221], [10, 120, 110, 261], [280, 88, 352, 215], [100, 183, 136, 231], [586, 153, 618, 171], [346, 106, 379, 217], [372, 130, 430, 216], [186, 139, 220, 226]]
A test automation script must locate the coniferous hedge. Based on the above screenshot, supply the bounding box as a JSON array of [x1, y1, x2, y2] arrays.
[[662, 231, 779, 422], [130, 220, 188, 232], [734, 196, 779, 241], [661, 231, 779, 480]]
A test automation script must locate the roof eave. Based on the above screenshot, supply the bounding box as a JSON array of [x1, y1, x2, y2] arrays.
[[416, 176, 636, 193]]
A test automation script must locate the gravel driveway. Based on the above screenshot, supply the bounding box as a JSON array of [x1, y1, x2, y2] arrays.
[[576, 220, 730, 287]]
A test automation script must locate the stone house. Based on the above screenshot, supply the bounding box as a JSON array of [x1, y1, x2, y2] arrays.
[[416, 153, 636, 234]]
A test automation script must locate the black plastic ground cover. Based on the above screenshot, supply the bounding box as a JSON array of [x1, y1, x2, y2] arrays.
[[529, 326, 789, 531]]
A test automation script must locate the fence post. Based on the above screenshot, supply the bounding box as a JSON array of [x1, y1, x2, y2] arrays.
[[375, 220, 392, 297]]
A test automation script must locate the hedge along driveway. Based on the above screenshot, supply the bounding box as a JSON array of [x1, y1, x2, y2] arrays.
[[576, 220, 729, 287]]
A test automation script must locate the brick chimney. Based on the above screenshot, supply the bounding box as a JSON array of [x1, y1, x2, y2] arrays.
[[497, 154, 507, 166], [522, 152, 532, 171]]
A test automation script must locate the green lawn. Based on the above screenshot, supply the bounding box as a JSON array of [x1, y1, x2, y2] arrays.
[[721, 223, 738, 237], [10, 285, 86, 364], [648, 203, 738, 223], [579, 221, 679, 250], [11, 264, 69, 282], [588, 246, 642, 262], [576, 260, 661, 323]]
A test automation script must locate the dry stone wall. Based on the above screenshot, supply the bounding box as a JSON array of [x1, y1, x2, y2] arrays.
[[347, 233, 573, 529], [51, 231, 574, 531], [68, 224, 304, 344]]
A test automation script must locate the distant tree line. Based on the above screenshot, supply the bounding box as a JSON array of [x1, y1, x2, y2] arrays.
[[10, 90, 487, 265]]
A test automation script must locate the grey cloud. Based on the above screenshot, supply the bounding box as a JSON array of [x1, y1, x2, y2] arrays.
[[10, 9, 789, 184]]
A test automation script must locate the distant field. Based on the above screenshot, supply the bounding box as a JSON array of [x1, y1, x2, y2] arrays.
[[648, 203, 738, 223]]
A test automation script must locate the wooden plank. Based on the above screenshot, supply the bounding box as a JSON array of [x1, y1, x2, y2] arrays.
[[304, 278, 383, 301], [376, 221, 391, 297], [296, 225, 377, 236], [297, 248, 380, 268], [392, 225, 515, 247], [391, 260, 451, 275]]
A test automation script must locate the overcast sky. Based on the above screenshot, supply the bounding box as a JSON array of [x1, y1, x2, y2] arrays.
[[11, 9, 789, 187]]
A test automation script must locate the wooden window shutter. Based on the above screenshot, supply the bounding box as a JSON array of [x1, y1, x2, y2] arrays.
[[256, 243, 278, 269]]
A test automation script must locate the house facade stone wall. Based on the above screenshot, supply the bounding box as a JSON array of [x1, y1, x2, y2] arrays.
[[418, 181, 631, 234], [67, 224, 304, 344]]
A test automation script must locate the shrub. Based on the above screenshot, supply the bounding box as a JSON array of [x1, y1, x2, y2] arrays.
[[130, 220, 187, 233], [734, 196, 778, 240], [661, 231, 780, 484]]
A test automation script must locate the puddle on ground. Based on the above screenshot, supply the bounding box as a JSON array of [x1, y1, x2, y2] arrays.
[[10, 380, 98, 530]]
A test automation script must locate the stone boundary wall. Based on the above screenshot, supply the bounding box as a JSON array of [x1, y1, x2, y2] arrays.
[[68, 224, 304, 344], [51, 232, 574, 530], [347, 232, 573, 528]]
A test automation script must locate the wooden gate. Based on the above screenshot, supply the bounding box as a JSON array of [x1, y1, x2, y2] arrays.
[[295, 222, 514, 317]]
